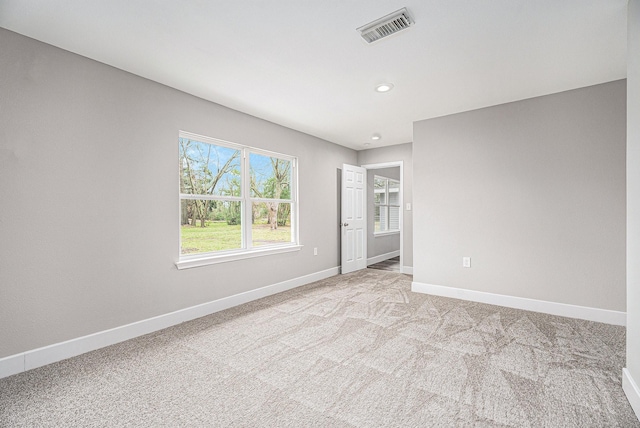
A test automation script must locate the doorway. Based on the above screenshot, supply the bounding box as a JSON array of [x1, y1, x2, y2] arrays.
[[361, 161, 404, 274]]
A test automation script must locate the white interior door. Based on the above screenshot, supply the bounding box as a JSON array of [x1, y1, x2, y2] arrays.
[[341, 164, 367, 274]]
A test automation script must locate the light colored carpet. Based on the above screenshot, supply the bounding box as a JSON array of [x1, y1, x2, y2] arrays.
[[1, 269, 638, 427]]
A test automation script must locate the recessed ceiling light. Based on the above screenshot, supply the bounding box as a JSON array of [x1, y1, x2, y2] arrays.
[[375, 83, 394, 93], [371, 133, 381, 140], [364, 143, 371, 147]]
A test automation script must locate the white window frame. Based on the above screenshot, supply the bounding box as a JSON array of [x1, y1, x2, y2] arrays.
[[176, 131, 300, 269], [373, 175, 400, 236]]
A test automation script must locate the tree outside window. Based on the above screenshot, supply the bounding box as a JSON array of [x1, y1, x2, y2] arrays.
[[179, 132, 297, 257]]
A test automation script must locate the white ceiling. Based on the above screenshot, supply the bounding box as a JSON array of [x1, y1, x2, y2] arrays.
[[0, 0, 628, 150]]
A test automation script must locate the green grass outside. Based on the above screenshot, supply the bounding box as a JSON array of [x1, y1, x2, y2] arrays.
[[181, 221, 291, 254]]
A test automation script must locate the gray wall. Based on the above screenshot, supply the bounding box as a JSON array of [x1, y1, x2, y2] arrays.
[[627, 0, 640, 398], [366, 167, 400, 260], [0, 29, 357, 358], [358, 143, 413, 268], [413, 80, 626, 311]]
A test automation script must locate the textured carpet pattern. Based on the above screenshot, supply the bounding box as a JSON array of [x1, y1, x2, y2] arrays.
[[1, 269, 638, 427]]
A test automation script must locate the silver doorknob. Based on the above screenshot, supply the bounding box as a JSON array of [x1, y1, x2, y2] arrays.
[[342, 223, 349, 227]]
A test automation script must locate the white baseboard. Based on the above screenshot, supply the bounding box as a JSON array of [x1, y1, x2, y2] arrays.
[[0, 354, 25, 380], [402, 266, 413, 275], [367, 250, 400, 266], [411, 281, 626, 326], [0, 267, 339, 380], [623, 368, 640, 421]]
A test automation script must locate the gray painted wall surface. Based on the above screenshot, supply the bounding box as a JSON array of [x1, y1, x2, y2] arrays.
[[366, 167, 400, 260], [413, 80, 626, 311], [0, 29, 357, 357], [628, 0, 640, 391], [358, 143, 413, 267]]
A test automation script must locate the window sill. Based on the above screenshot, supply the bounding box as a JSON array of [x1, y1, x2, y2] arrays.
[[176, 244, 303, 270], [374, 231, 400, 237]]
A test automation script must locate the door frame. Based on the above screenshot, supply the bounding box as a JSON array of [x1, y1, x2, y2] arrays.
[[360, 161, 404, 274]]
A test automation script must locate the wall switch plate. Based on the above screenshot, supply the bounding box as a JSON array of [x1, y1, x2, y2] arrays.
[[463, 257, 471, 268], [314, 247, 318, 256], [406, 203, 411, 211]]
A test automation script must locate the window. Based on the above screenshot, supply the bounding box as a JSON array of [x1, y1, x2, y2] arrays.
[[178, 131, 298, 268], [374, 175, 400, 234]]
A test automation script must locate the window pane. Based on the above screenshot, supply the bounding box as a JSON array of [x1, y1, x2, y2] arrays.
[[389, 190, 400, 205], [250, 153, 291, 199], [179, 138, 241, 197], [180, 200, 242, 254], [380, 205, 388, 231], [374, 189, 385, 205], [252, 202, 291, 246], [374, 205, 384, 233], [374, 192, 380, 205], [389, 206, 400, 230], [389, 179, 400, 205]]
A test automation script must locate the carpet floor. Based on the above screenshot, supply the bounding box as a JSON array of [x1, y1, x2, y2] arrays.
[[1, 269, 638, 427]]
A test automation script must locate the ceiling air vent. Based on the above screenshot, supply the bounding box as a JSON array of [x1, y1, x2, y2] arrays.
[[357, 8, 414, 44]]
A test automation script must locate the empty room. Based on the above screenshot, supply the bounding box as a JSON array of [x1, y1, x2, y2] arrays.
[[1, 1, 640, 426]]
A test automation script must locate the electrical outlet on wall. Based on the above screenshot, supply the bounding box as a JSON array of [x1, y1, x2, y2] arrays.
[[314, 247, 318, 256], [463, 257, 471, 268]]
